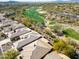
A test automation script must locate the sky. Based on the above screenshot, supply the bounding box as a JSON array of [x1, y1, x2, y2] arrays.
[[0, 0, 78, 2]]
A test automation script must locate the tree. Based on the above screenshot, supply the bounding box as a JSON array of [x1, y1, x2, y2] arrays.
[[62, 45, 75, 57], [0, 32, 7, 38], [52, 24, 64, 36], [3, 49, 19, 59], [53, 40, 76, 58], [53, 40, 66, 52]]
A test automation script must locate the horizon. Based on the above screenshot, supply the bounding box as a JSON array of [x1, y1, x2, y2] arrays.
[[0, 0, 78, 2]]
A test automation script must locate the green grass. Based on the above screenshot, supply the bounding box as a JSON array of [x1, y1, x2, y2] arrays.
[[23, 7, 44, 25], [49, 21, 56, 25], [63, 28, 79, 40]]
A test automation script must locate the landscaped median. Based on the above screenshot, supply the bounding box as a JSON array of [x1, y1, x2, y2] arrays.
[[63, 28, 79, 40]]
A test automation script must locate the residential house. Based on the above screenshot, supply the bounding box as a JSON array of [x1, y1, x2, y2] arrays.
[[18, 38, 52, 59], [44, 52, 70, 59]]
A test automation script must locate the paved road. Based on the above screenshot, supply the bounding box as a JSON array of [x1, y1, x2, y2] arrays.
[[52, 11, 79, 19]]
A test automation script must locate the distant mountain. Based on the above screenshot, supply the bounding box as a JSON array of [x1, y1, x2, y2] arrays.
[[0, 1, 20, 6], [54, 0, 79, 3], [64, 0, 79, 2], [0, 0, 79, 3], [7, 1, 19, 3], [70, 0, 79, 2]]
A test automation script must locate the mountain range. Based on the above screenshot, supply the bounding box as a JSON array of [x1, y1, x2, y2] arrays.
[[0, 0, 79, 3]]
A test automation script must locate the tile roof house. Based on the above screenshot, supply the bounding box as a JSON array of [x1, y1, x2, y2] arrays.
[[14, 31, 42, 50], [1, 20, 13, 27], [44, 52, 62, 59], [30, 38, 52, 59], [18, 38, 52, 59], [2, 26, 13, 33], [8, 28, 31, 39], [2, 23, 25, 33], [0, 18, 18, 28], [44, 52, 70, 59], [0, 38, 15, 53], [12, 23, 25, 30]]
